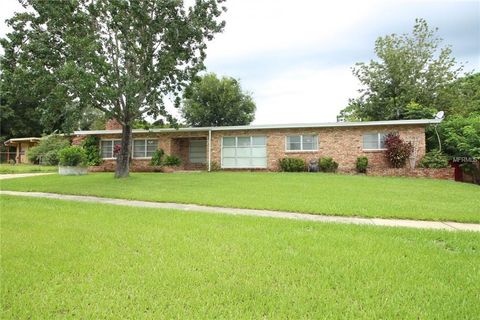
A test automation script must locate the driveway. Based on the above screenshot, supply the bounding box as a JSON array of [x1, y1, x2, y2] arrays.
[[0, 173, 55, 180]]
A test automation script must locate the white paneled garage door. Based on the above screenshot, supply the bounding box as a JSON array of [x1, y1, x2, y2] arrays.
[[221, 136, 267, 168]]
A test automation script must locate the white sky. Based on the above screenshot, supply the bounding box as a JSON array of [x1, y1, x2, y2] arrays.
[[1, 0, 479, 124]]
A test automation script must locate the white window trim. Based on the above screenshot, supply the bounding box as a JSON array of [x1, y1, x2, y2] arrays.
[[362, 132, 387, 151], [285, 135, 319, 152], [132, 139, 158, 159], [100, 139, 121, 160], [221, 136, 267, 169]]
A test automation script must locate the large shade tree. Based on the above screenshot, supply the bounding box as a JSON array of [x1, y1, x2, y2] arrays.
[[2, 0, 225, 177], [338, 19, 463, 121], [181, 73, 256, 127], [0, 7, 108, 139]]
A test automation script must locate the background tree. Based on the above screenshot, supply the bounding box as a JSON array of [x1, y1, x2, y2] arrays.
[[2, 0, 225, 177], [436, 72, 480, 117], [402, 101, 437, 120], [436, 115, 480, 184], [338, 19, 462, 121], [0, 6, 131, 141], [181, 73, 256, 127]]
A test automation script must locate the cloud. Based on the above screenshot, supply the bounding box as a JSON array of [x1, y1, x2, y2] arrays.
[[204, 0, 479, 124], [1, 0, 478, 125], [252, 65, 360, 123]]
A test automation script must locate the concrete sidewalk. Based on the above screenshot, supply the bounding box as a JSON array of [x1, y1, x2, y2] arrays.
[[1, 190, 479, 232], [0, 173, 55, 180]]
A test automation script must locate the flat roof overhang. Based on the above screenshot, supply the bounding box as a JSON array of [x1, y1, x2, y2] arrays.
[[4, 137, 41, 146], [73, 119, 442, 136]]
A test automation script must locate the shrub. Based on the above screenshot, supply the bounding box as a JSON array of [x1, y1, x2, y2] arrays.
[[150, 149, 165, 166], [42, 150, 60, 166], [163, 155, 181, 166], [384, 133, 413, 168], [209, 161, 221, 171], [27, 135, 70, 165], [279, 157, 306, 172], [419, 150, 449, 168], [319, 157, 338, 173], [356, 156, 368, 173], [113, 144, 122, 157], [460, 162, 480, 185], [81, 136, 102, 166], [58, 146, 87, 166]]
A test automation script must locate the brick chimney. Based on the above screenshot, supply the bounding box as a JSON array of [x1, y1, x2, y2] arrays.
[[106, 118, 122, 130]]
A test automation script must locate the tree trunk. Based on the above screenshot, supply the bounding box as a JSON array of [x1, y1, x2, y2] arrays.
[[115, 122, 132, 178]]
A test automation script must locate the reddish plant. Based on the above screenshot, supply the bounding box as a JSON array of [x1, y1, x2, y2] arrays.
[[113, 144, 122, 157], [384, 133, 413, 168]]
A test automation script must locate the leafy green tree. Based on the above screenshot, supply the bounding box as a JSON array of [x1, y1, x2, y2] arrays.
[[1, 14, 117, 139], [437, 72, 480, 117], [339, 19, 462, 121], [438, 115, 480, 159], [437, 115, 480, 184], [181, 73, 256, 127], [2, 0, 225, 177], [402, 101, 437, 120]]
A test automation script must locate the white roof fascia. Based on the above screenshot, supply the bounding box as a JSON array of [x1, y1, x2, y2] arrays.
[[73, 119, 442, 135]]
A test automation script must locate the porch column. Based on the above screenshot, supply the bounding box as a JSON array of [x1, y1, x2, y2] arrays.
[[15, 143, 20, 163], [208, 130, 212, 172]]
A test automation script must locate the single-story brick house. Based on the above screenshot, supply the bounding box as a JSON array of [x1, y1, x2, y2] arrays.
[[72, 118, 453, 178]]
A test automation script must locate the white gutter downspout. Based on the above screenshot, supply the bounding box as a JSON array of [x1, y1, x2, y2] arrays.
[[208, 129, 212, 172]]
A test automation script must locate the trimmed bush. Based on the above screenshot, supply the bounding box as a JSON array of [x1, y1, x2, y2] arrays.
[[58, 146, 87, 167], [150, 149, 165, 166], [356, 156, 368, 173], [163, 155, 181, 166], [319, 157, 338, 173], [419, 150, 449, 168], [279, 157, 305, 172], [81, 136, 102, 166], [384, 133, 413, 168], [27, 135, 70, 165]]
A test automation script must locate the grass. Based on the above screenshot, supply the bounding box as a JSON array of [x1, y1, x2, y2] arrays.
[[1, 195, 479, 319], [1, 172, 479, 223], [0, 164, 56, 174]]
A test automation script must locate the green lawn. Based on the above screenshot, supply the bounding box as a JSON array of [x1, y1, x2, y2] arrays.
[[1, 172, 479, 222], [0, 164, 56, 174], [1, 195, 479, 319]]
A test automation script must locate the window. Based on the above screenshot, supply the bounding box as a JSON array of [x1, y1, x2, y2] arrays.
[[286, 135, 318, 151], [100, 140, 121, 159], [189, 140, 207, 164], [133, 139, 157, 158], [222, 136, 267, 168], [363, 133, 386, 150]]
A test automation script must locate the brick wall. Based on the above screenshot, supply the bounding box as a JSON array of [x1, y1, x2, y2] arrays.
[[73, 124, 446, 178], [78, 131, 208, 172], [210, 125, 426, 172], [366, 167, 454, 180]]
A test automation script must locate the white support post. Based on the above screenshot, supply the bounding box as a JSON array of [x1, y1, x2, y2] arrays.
[[208, 129, 212, 172]]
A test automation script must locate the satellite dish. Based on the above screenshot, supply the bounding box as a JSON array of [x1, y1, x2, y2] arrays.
[[435, 111, 445, 119]]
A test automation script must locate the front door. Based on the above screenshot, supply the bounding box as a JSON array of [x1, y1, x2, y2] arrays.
[[189, 140, 207, 164]]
